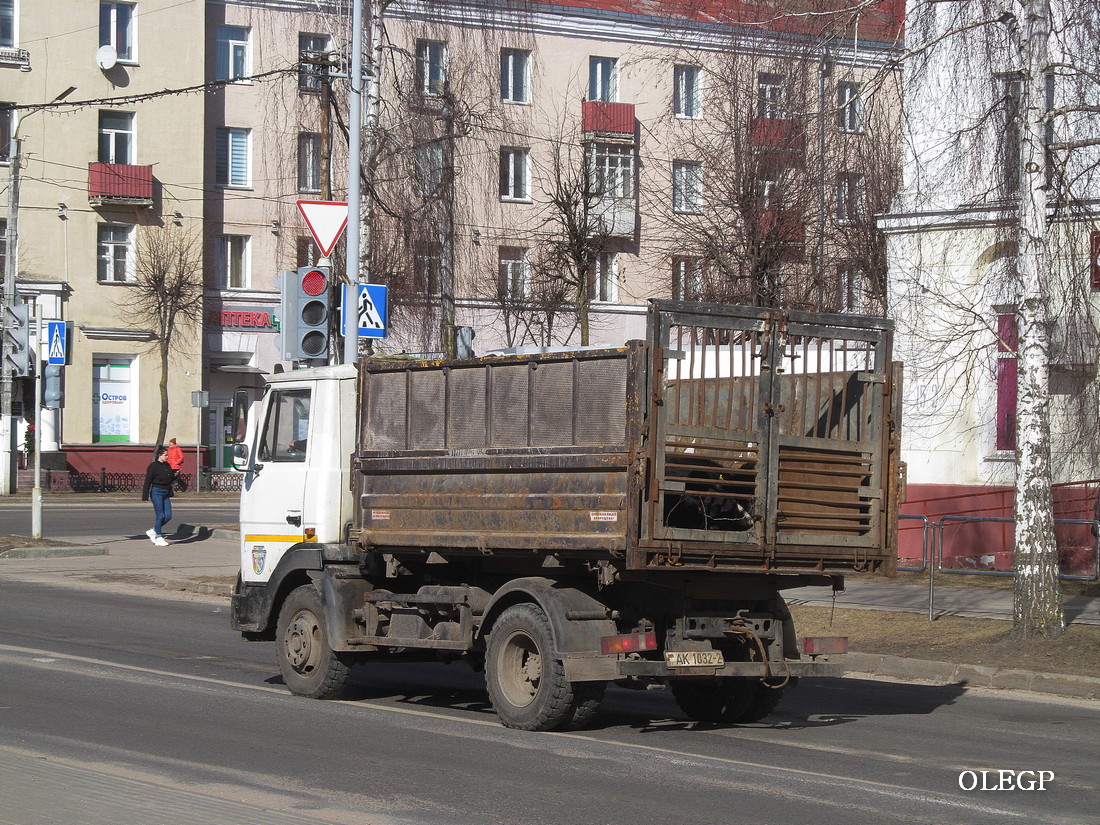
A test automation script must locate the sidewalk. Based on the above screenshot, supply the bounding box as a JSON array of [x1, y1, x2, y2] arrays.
[[2, 526, 1098, 700]]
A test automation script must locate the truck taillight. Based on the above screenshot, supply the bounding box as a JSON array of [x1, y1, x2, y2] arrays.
[[600, 630, 657, 655], [802, 636, 848, 656]]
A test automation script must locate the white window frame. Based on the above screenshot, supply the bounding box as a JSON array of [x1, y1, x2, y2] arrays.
[[589, 56, 618, 103], [97, 224, 134, 283], [414, 140, 445, 199], [216, 127, 251, 188], [500, 48, 530, 104], [93, 354, 137, 443], [757, 73, 785, 119], [591, 143, 634, 199], [414, 243, 442, 296], [216, 25, 251, 83], [0, 0, 15, 48], [836, 172, 864, 223], [216, 235, 251, 289], [416, 39, 447, 96], [299, 33, 331, 92], [498, 247, 530, 299], [499, 147, 530, 202], [100, 2, 136, 63], [298, 132, 322, 194], [590, 251, 618, 303], [837, 264, 865, 313], [98, 110, 135, 165], [674, 65, 701, 118], [672, 160, 703, 213], [672, 256, 702, 300], [837, 81, 862, 132]]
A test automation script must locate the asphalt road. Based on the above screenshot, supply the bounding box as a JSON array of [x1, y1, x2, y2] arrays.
[[1, 579, 1097, 825], [0, 498, 239, 540]]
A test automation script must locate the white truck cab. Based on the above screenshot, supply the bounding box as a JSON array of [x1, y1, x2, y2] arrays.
[[231, 364, 357, 584]]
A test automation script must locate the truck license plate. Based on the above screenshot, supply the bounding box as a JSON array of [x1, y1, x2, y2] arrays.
[[665, 650, 724, 668]]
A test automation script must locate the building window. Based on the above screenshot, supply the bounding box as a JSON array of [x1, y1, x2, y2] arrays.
[[0, 103, 12, 163], [589, 56, 617, 103], [673, 65, 701, 118], [996, 312, 1018, 451], [0, 0, 13, 48], [97, 224, 134, 283], [999, 74, 1022, 195], [589, 251, 617, 303], [414, 243, 442, 296], [837, 81, 862, 132], [591, 143, 633, 199], [416, 39, 446, 96], [215, 127, 250, 188], [673, 160, 703, 213], [296, 235, 320, 268], [498, 247, 529, 299], [836, 172, 863, 223], [216, 25, 250, 82], [0, 219, 6, 276], [672, 256, 702, 300], [757, 73, 785, 119], [414, 140, 445, 199], [100, 2, 135, 62], [499, 147, 530, 201], [298, 132, 322, 193], [837, 264, 865, 313], [299, 33, 331, 92], [216, 235, 250, 289], [98, 111, 134, 165], [500, 48, 530, 104], [93, 355, 135, 442]]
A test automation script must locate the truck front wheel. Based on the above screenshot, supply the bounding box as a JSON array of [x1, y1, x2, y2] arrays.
[[486, 603, 596, 732], [276, 585, 353, 699]]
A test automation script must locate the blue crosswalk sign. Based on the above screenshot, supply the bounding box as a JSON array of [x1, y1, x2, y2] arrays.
[[47, 321, 67, 366], [342, 284, 387, 339]]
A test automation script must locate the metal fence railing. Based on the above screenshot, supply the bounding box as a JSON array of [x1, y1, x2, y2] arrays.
[[34, 469, 242, 494]]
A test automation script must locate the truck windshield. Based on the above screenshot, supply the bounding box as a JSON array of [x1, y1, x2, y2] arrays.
[[258, 388, 311, 462]]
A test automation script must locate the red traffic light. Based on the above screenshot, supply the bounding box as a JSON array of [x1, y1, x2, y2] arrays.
[[300, 268, 327, 296]]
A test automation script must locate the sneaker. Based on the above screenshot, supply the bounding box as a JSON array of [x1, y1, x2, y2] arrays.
[[153, 536, 169, 547], [146, 529, 158, 543]]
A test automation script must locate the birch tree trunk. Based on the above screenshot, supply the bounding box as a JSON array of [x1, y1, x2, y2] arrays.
[[1012, 0, 1065, 637]]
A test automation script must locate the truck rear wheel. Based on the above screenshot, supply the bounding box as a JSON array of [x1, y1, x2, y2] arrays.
[[670, 677, 756, 723], [276, 584, 353, 699], [486, 603, 596, 731]]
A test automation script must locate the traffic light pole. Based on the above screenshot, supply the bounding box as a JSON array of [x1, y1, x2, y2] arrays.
[[1, 137, 22, 496], [32, 309, 41, 537]]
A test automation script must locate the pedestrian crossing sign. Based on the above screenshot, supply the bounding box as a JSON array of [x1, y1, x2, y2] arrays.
[[47, 321, 68, 366]]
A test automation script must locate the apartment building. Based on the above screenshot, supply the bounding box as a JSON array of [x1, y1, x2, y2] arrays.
[[1, 0, 902, 481]]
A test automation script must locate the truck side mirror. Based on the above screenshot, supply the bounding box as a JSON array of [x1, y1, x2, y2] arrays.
[[231, 442, 253, 472], [230, 388, 250, 443]]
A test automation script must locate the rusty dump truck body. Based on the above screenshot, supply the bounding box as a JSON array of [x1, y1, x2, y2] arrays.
[[354, 301, 899, 575], [234, 300, 900, 731]]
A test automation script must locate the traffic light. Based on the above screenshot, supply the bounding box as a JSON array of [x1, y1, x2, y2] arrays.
[[43, 364, 64, 409], [4, 303, 33, 377], [280, 266, 331, 363]]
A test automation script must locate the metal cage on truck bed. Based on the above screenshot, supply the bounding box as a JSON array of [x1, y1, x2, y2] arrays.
[[352, 301, 899, 575]]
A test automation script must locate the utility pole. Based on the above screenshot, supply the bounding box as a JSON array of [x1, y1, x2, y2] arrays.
[[2, 137, 23, 496], [343, 0, 365, 366]]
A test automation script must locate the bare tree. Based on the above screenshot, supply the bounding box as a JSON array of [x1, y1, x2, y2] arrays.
[[888, 0, 1100, 637], [122, 225, 204, 447]]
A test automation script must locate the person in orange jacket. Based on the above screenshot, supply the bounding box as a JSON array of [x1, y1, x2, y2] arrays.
[[166, 438, 185, 471]]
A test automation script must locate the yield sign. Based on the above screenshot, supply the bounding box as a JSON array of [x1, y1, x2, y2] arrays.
[[296, 200, 349, 258]]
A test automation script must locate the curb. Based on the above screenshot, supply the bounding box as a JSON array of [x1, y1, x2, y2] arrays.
[[0, 546, 110, 559], [843, 652, 1100, 700]]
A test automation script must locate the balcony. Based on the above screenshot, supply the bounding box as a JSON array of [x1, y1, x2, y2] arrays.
[[760, 209, 805, 245], [582, 101, 636, 137], [751, 117, 805, 154], [0, 46, 31, 71], [88, 163, 154, 207]]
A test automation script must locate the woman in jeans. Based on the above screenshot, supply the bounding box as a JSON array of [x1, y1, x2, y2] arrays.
[[141, 446, 176, 546]]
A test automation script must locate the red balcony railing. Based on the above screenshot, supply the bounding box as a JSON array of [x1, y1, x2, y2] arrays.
[[760, 209, 805, 244], [88, 162, 154, 206], [750, 118, 805, 153], [582, 101, 635, 135]]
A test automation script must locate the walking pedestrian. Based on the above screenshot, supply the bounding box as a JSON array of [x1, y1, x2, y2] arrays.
[[166, 437, 184, 471], [142, 446, 176, 546]]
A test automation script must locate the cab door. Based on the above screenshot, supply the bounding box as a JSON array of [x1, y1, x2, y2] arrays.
[[239, 386, 313, 583]]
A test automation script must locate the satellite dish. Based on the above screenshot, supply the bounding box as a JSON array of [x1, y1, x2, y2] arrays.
[[96, 45, 118, 70]]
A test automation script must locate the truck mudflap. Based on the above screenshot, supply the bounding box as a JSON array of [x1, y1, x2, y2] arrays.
[[231, 545, 324, 635]]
